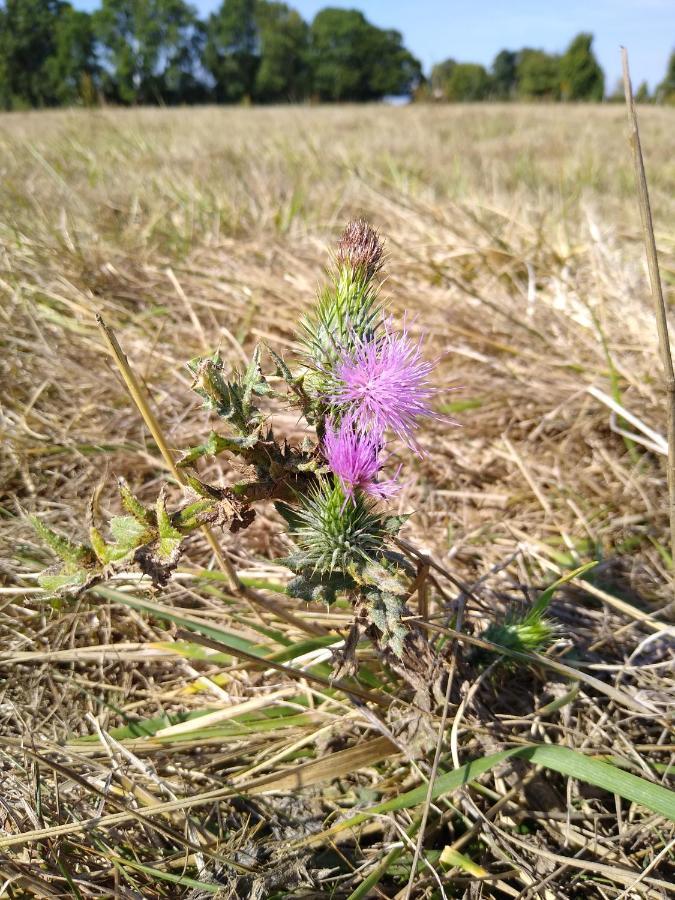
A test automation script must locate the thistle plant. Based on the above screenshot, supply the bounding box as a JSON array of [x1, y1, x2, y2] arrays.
[[33, 219, 456, 671]]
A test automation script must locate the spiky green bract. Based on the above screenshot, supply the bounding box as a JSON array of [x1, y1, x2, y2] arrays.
[[277, 479, 388, 577], [483, 613, 556, 656], [300, 265, 383, 377]]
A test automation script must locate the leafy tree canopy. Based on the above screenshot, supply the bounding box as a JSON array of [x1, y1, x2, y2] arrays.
[[516, 48, 561, 99], [430, 57, 455, 97], [310, 7, 421, 101], [559, 32, 604, 100], [95, 0, 204, 104], [491, 49, 517, 99], [204, 0, 257, 102], [0, 0, 96, 108], [7, 8, 673, 110], [205, 0, 311, 103], [253, 1, 310, 102], [656, 49, 675, 104], [434, 61, 491, 101]]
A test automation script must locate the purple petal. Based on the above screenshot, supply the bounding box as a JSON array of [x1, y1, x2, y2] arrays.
[[328, 321, 453, 452]]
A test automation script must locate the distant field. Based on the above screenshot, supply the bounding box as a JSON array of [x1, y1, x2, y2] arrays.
[[2, 105, 674, 897]]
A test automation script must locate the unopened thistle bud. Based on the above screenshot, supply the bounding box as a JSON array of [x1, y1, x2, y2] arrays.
[[337, 219, 384, 282], [284, 479, 388, 575], [482, 615, 556, 656], [189, 354, 228, 410]]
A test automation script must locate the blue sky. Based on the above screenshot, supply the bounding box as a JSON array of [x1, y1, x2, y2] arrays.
[[74, 0, 675, 90]]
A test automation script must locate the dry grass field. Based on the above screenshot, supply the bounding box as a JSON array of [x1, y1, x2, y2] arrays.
[[1, 103, 674, 897]]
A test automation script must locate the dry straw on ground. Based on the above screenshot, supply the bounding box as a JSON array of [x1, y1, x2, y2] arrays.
[[1, 104, 674, 897]]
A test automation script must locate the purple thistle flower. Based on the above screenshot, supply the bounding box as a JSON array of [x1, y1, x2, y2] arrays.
[[323, 416, 400, 502], [329, 322, 451, 453]]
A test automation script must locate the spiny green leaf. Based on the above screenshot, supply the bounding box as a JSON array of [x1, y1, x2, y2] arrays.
[[178, 429, 263, 468], [528, 560, 598, 621], [109, 516, 149, 552], [267, 344, 295, 384], [117, 478, 153, 525], [183, 472, 224, 500], [31, 517, 94, 566], [351, 557, 408, 595], [188, 351, 266, 433], [89, 525, 109, 564], [287, 571, 353, 604], [366, 593, 387, 633], [242, 344, 270, 402], [172, 498, 218, 530], [155, 492, 181, 563], [382, 514, 411, 536], [38, 571, 89, 593], [365, 590, 407, 657]]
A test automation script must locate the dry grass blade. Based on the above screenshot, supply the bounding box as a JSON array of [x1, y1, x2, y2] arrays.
[[622, 48, 675, 564], [0, 736, 399, 850], [174, 627, 391, 708]]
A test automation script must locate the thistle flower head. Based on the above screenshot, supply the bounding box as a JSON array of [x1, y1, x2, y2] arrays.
[[328, 321, 450, 452], [337, 219, 384, 281], [283, 479, 387, 575], [323, 415, 400, 501]]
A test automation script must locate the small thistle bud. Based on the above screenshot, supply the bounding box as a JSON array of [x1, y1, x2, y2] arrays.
[[190, 355, 228, 410], [483, 616, 557, 655], [337, 219, 384, 281]]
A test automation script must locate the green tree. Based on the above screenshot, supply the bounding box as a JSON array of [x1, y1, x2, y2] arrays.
[[559, 32, 604, 100], [430, 57, 455, 98], [656, 49, 675, 104], [46, 6, 97, 105], [491, 49, 517, 99], [517, 48, 560, 100], [309, 8, 420, 101], [0, 0, 95, 108], [253, 1, 309, 102], [95, 0, 204, 104], [635, 81, 650, 103], [309, 8, 370, 100], [206, 0, 311, 103], [444, 62, 491, 101], [204, 0, 258, 102], [366, 26, 421, 98]]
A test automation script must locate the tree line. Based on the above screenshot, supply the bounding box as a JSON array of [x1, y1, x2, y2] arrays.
[[428, 35, 674, 104], [0, 0, 674, 109], [0, 0, 421, 108]]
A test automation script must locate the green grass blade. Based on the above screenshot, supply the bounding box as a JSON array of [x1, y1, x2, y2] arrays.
[[109, 856, 220, 893], [303, 743, 675, 847], [527, 560, 597, 620], [94, 587, 269, 657]]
